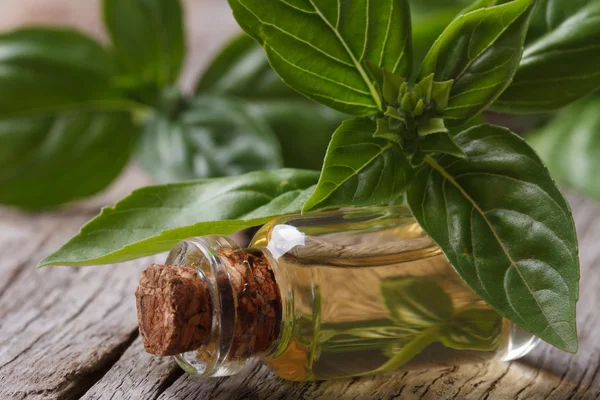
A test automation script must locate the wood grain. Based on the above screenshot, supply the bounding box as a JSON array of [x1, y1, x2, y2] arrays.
[[0, 199, 159, 399], [1, 1, 599, 399]]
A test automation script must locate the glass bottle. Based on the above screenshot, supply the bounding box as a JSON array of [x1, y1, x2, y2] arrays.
[[141, 205, 539, 381]]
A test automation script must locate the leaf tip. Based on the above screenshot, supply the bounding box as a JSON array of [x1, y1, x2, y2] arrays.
[[36, 257, 53, 268]]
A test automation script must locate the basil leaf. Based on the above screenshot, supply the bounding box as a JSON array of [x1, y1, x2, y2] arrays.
[[103, 0, 184, 91], [419, 0, 535, 127], [420, 131, 467, 158], [0, 28, 138, 209], [411, 7, 462, 78], [196, 34, 297, 99], [382, 277, 452, 325], [0, 28, 124, 116], [377, 277, 449, 371], [527, 0, 591, 43], [407, 124, 579, 352], [0, 113, 136, 209], [138, 96, 282, 182], [528, 99, 600, 202], [196, 34, 345, 171], [228, 0, 412, 115], [441, 308, 503, 351], [247, 100, 342, 170], [495, 2, 600, 113], [303, 118, 413, 212], [38, 169, 319, 266]]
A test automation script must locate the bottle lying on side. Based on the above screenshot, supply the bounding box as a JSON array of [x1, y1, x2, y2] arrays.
[[135, 205, 539, 381]]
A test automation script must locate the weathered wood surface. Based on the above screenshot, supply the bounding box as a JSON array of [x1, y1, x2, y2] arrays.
[[1, 1, 600, 399], [1, 167, 600, 400]]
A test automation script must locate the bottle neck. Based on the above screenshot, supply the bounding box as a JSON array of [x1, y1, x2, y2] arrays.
[[136, 236, 283, 377], [218, 246, 282, 360]]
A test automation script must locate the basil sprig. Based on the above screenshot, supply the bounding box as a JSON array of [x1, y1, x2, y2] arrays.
[[41, 0, 586, 354]]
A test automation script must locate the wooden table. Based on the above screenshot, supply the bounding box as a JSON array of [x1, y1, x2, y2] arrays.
[[1, 165, 599, 400]]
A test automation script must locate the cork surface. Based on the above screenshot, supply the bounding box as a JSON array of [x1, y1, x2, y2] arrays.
[[135, 248, 281, 360], [136, 264, 212, 356]]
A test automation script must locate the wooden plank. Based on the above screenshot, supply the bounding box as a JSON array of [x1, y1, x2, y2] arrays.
[[0, 199, 161, 399], [80, 337, 182, 400]]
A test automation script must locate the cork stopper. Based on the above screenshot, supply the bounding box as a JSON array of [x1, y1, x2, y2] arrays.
[[135, 264, 212, 356], [135, 248, 282, 359]]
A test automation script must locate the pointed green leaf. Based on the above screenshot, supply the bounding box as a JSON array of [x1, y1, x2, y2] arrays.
[[407, 124, 579, 353], [196, 34, 296, 99], [382, 277, 452, 325], [303, 117, 413, 212], [528, 99, 600, 201], [383, 69, 405, 104], [418, 118, 448, 137], [401, 93, 412, 111], [0, 113, 137, 210], [398, 81, 409, 99], [364, 60, 385, 90], [138, 96, 283, 182], [104, 0, 184, 91], [419, 131, 466, 159], [495, 2, 600, 113], [417, 73, 434, 104], [373, 118, 401, 143], [384, 106, 406, 123], [39, 169, 319, 267], [249, 100, 343, 170], [412, 99, 425, 117], [0, 28, 123, 117], [527, 0, 592, 44], [228, 0, 413, 115], [431, 80, 454, 113], [441, 308, 503, 351], [0, 28, 137, 209], [195, 33, 345, 171], [420, 0, 535, 126]]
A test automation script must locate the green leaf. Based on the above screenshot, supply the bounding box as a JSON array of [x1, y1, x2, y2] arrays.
[[195, 34, 296, 99], [528, 99, 600, 201], [411, 6, 463, 79], [138, 95, 282, 182], [441, 308, 503, 351], [376, 277, 449, 371], [39, 169, 319, 267], [0, 28, 138, 209], [407, 124, 579, 353], [419, 131, 466, 158], [103, 0, 184, 91], [248, 100, 343, 170], [0, 28, 124, 117], [303, 118, 413, 212], [196, 34, 345, 171], [382, 277, 452, 325], [419, 0, 535, 126], [0, 113, 136, 209], [495, 2, 600, 113], [527, 0, 591, 44], [374, 118, 402, 143], [383, 69, 406, 105], [228, 0, 413, 115]]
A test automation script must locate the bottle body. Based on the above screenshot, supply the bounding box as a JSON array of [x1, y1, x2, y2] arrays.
[[170, 206, 539, 381]]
